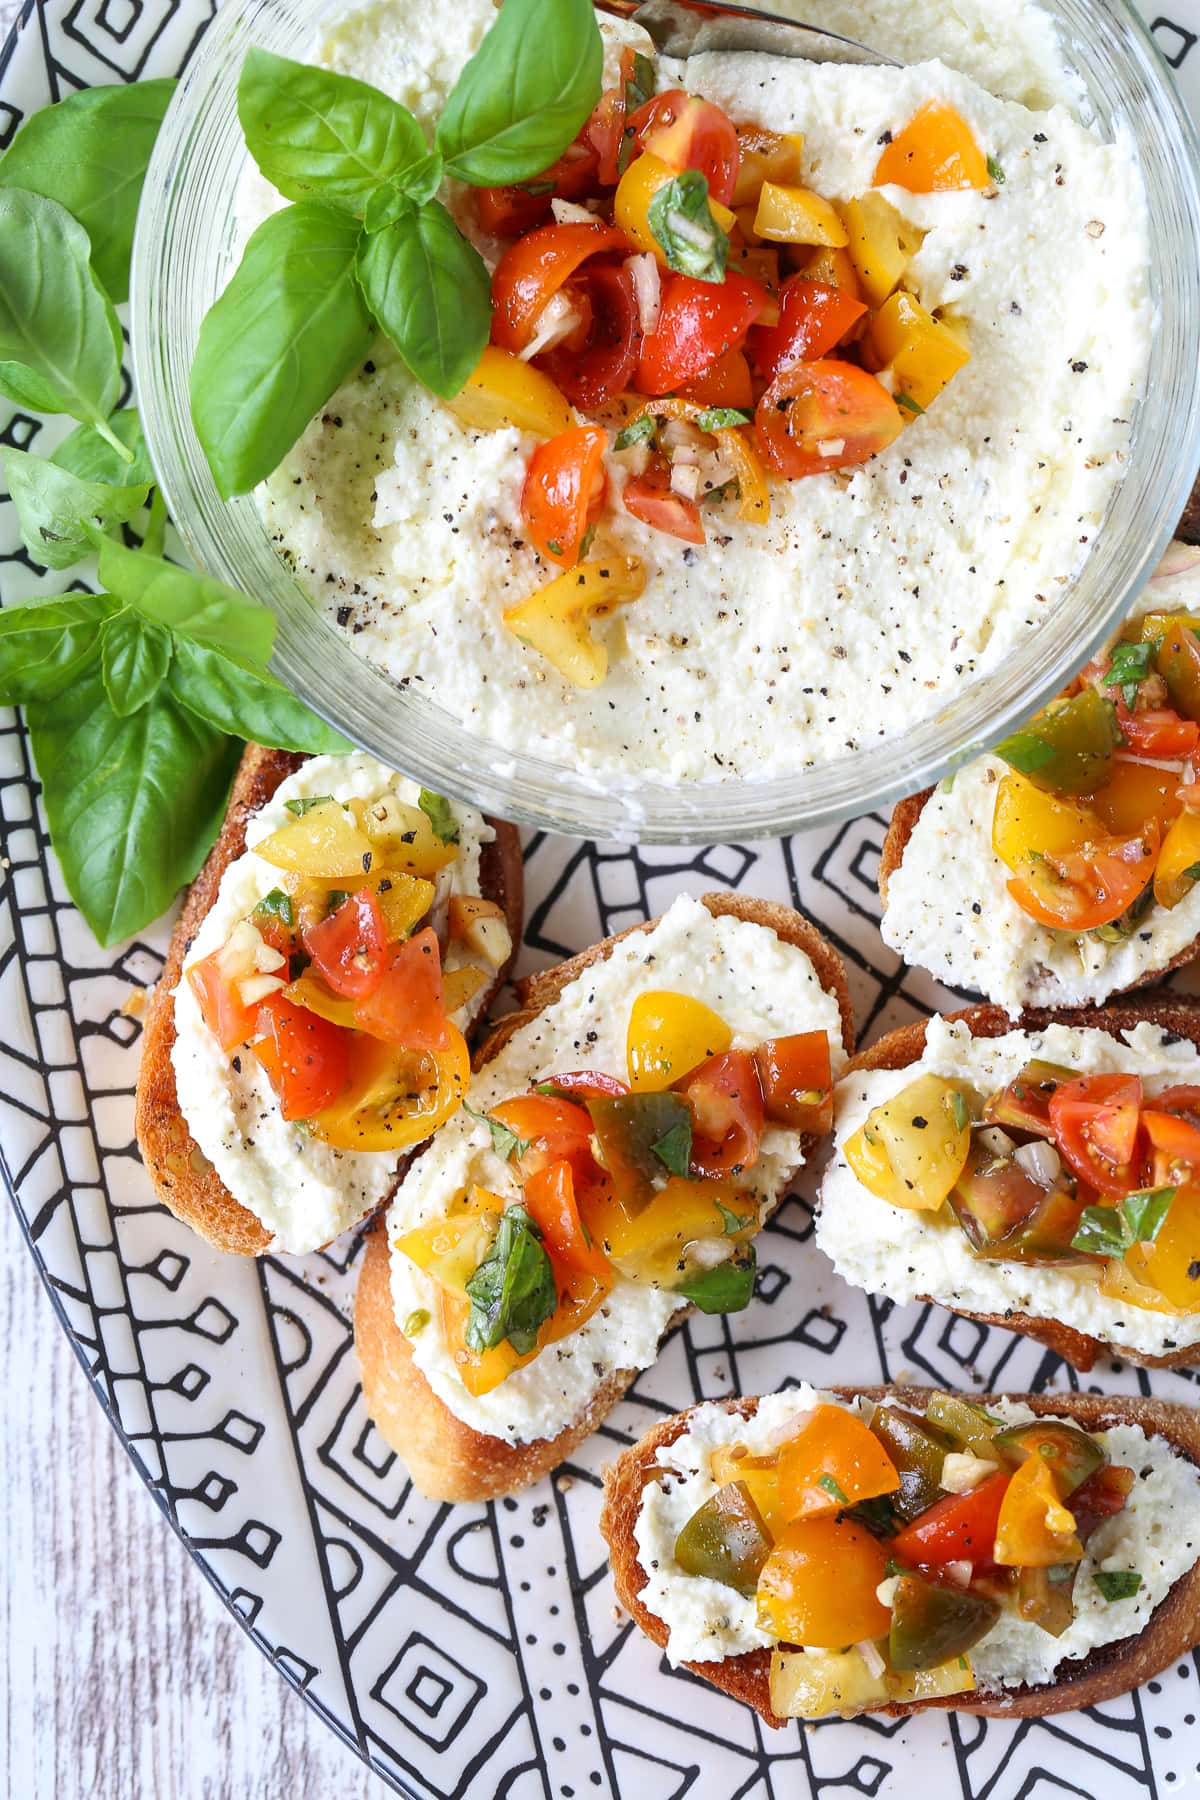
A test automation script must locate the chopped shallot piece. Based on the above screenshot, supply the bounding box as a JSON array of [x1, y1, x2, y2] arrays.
[[855, 1638, 887, 1679], [551, 197, 597, 225], [670, 462, 702, 501], [628, 252, 662, 336], [519, 290, 585, 362]]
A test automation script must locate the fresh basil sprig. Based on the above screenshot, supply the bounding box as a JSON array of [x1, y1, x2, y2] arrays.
[[648, 170, 729, 283], [675, 1247, 757, 1314], [1071, 1187, 1176, 1259], [419, 788, 460, 845], [4, 449, 149, 570], [194, 0, 604, 495], [465, 1205, 558, 1355]]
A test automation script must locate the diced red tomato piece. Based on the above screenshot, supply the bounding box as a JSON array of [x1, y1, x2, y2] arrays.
[[352, 926, 449, 1052], [622, 459, 705, 545], [521, 426, 608, 568], [754, 359, 902, 478], [537, 139, 601, 200], [474, 185, 550, 237], [890, 1470, 1011, 1571], [1140, 1108, 1200, 1187], [522, 1157, 612, 1281], [635, 271, 768, 396], [630, 89, 741, 206], [1069, 1464, 1134, 1541], [1152, 1084, 1200, 1126], [488, 1091, 595, 1180], [1117, 706, 1200, 760], [1049, 1073, 1143, 1197], [253, 992, 352, 1120], [679, 345, 754, 409], [677, 1049, 765, 1177], [543, 260, 643, 410], [752, 1032, 834, 1132], [1007, 825, 1159, 932], [186, 950, 260, 1054], [302, 888, 388, 1000], [491, 222, 629, 355], [585, 86, 627, 187], [747, 277, 867, 382], [539, 1070, 630, 1101]]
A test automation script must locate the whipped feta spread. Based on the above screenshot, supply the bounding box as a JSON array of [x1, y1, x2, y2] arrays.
[[817, 1016, 1200, 1357], [881, 544, 1200, 1014], [633, 1386, 1200, 1689], [386, 892, 847, 1442], [243, 0, 1151, 788], [170, 753, 491, 1255]]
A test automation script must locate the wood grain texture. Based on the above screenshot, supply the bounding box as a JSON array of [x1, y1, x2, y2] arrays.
[[1, 1203, 390, 1800]]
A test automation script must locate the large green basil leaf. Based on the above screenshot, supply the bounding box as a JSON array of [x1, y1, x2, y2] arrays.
[[356, 198, 490, 398], [0, 80, 176, 301], [0, 592, 114, 704], [464, 1204, 557, 1355], [191, 201, 376, 498], [96, 536, 277, 668], [53, 409, 154, 487], [238, 50, 428, 211], [0, 189, 123, 431], [4, 447, 148, 570], [26, 667, 241, 946], [435, 0, 602, 185], [168, 638, 350, 753], [100, 611, 172, 715], [675, 1247, 757, 1315]]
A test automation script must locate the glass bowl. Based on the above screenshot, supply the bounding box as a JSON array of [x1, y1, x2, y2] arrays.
[[133, 0, 1200, 843]]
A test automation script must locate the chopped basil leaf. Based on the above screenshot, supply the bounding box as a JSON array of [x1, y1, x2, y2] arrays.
[[851, 1493, 899, 1537], [1184, 862, 1200, 882], [616, 125, 637, 178], [652, 1116, 692, 1177], [284, 793, 336, 815], [695, 406, 753, 432], [895, 390, 925, 415], [647, 169, 729, 283], [986, 154, 1006, 185], [1106, 639, 1152, 710], [675, 1246, 756, 1314], [818, 1473, 848, 1502], [463, 1100, 530, 1163], [545, 538, 564, 557], [715, 1198, 749, 1235], [948, 1090, 970, 1132], [324, 888, 349, 914], [465, 1203, 557, 1356], [703, 478, 740, 507], [579, 522, 597, 559], [992, 728, 1059, 775], [1071, 1187, 1176, 1258], [1093, 1569, 1142, 1602], [403, 1307, 430, 1337], [418, 787, 460, 844], [614, 412, 657, 451], [254, 887, 294, 926], [625, 50, 656, 112]]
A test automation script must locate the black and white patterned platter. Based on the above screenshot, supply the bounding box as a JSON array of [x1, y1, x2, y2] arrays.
[[4, 4, 1200, 1794]]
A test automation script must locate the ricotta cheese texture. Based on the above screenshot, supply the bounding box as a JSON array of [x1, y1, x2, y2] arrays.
[[170, 753, 492, 1255], [633, 1388, 1200, 1687], [817, 1016, 1200, 1357], [881, 545, 1200, 1014], [386, 892, 847, 1442], [243, 0, 1151, 788]]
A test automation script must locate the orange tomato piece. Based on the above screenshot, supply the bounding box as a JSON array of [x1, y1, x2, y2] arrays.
[[676, 1049, 764, 1177], [873, 101, 990, 193], [491, 222, 629, 355], [521, 425, 608, 569], [252, 992, 352, 1120], [776, 1405, 900, 1522], [754, 359, 902, 478], [521, 1158, 613, 1283], [679, 345, 754, 409], [993, 1454, 1084, 1568], [752, 1032, 833, 1132], [1090, 758, 1182, 837], [1125, 1187, 1200, 1308], [756, 1516, 891, 1648], [1155, 807, 1200, 910], [1007, 825, 1159, 931], [186, 950, 260, 1053], [352, 926, 449, 1051], [488, 1091, 594, 1180]]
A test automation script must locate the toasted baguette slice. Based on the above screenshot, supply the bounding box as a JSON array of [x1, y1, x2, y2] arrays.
[[135, 744, 524, 1256], [878, 790, 1200, 996], [601, 1386, 1200, 1726], [354, 892, 854, 1502], [840, 998, 1200, 1371]]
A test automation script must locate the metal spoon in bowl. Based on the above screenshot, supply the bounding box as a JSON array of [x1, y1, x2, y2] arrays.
[[594, 0, 899, 67]]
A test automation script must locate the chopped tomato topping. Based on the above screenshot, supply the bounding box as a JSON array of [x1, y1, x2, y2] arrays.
[[521, 425, 608, 568], [677, 1049, 765, 1177], [635, 270, 768, 395], [535, 139, 601, 201], [539, 1070, 630, 1101], [622, 459, 706, 545], [1142, 1107, 1200, 1185], [752, 1031, 833, 1132], [748, 276, 867, 382], [488, 1091, 594, 1180], [679, 345, 754, 409], [1117, 705, 1200, 760], [543, 260, 643, 410], [890, 1470, 1010, 1571], [754, 359, 903, 477], [490, 222, 629, 355], [474, 185, 549, 237], [630, 89, 740, 205], [873, 100, 990, 193], [352, 926, 449, 1051], [1006, 823, 1159, 931], [303, 888, 388, 1000], [585, 85, 628, 188], [253, 992, 352, 1120], [522, 1158, 612, 1281], [186, 951, 260, 1053], [1049, 1073, 1143, 1197]]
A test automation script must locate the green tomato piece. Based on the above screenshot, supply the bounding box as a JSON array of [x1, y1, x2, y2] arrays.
[[588, 1092, 692, 1212], [982, 1060, 1076, 1138], [1016, 1563, 1078, 1637], [673, 1480, 773, 1597], [994, 688, 1122, 796], [990, 1420, 1106, 1495], [888, 1572, 1000, 1672], [948, 1142, 1088, 1264], [924, 1393, 1000, 1460], [869, 1407, 954, 1524]]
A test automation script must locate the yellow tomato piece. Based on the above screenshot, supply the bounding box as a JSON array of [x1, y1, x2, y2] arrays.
[[599, 1174, 746, 1285], [888, 1658, 976, 1704], [714, 426, 771, 524], [862, 291, 970, 414], [1099, 1251, 1190, 1315], [991, 772, 1100, 875], [438, 1286, 533, 1395], [614, 152, 737, 263], [375, 872, 438, 938], [283, 967, 356, 1028], [1124, 1189, 1200, 1309], [442, 963, 488, 1014], [503, 556, 646, 689], [768, 1647, 888, 1720], [1092, 759, 1182, 838], [754, 179, 848, 247], [256, 799, 376, 878], [873, 100, 990, 193], [354, 795, 459, 878], [993, 1454, 1084, 1568], [776, 1404, 900, 1522], [731, 128, 805, 206], [1154, 808, 1200, 910], [711, 1444, 786, 1535], [794, 242, 864, 300], [446, 344, 573, 439], [307, 1027, 470, 1151], [843, 1073, 971, 1212], [395, 1204, 499, 1299], [838, 193, 924, 307], [627, 989, 733, 1090], [757, 1517, 891, 1649]]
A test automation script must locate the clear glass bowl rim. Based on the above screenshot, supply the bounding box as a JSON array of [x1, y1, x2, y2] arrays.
[[132, 0, 1200, 843]]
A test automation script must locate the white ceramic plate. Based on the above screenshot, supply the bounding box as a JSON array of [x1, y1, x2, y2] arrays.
[[3, 6, 1200, 1794]]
